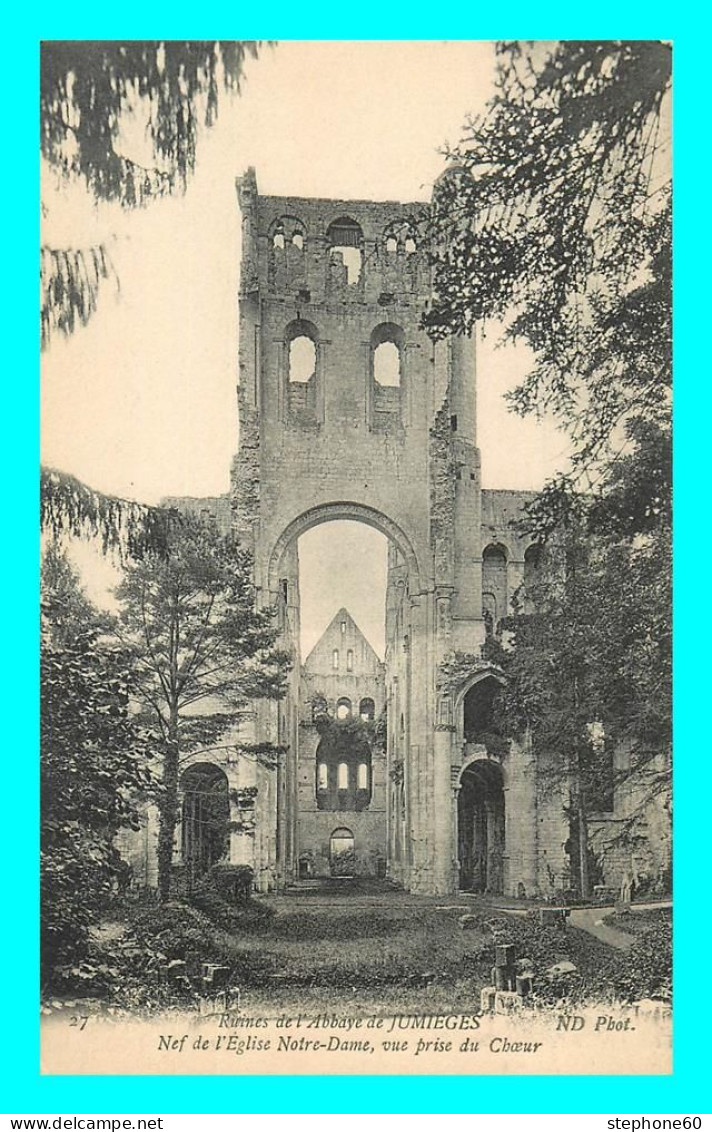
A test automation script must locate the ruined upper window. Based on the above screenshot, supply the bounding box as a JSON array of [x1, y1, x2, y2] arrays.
[[333, 649, 339, 670], [270, 217, 307, 294], [336, 697, 352, 720], [370, 323, 404, 424], [482, 544, 508, 631], [327, 217, 363, 285], [374, 342, 401, 388], [359, 697, 375, 722], [289, 335, 316, 384], [383, 220, 418, 256], [346, 649, 354, 672], [285, 319, 319, 426]]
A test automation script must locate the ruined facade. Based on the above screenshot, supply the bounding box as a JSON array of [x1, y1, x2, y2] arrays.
[[297, 608, 387, 879], [120, 169, 670, 900]]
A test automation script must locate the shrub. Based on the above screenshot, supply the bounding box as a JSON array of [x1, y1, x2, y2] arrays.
[[594, 921, 672, 1002], [189, 869, 273, 932]]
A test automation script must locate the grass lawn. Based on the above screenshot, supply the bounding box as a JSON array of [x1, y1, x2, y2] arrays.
[[187, 894, 617, 1014]]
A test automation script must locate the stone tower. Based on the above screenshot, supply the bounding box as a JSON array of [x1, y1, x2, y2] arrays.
[[233, 168, 491, 895]]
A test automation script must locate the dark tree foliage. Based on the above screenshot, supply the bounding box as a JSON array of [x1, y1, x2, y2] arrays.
[[41, 545, 151, 989], [424, 40, 671, 536], [41, 40, 260, 347], [484, 523, 671, 895], [40, 466, 178, 559], [114, 516, 291, 900]]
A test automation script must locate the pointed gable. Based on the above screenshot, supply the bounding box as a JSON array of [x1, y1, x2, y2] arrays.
[[303, 607, 382, 677]]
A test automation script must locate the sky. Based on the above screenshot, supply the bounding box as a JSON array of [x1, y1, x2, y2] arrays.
[[41, 40, 569, 660]]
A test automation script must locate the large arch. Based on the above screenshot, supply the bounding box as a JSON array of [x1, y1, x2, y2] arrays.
[[267, 501, 423, 596], [453, 668, 506, 746], [457, 758, 505, 894]]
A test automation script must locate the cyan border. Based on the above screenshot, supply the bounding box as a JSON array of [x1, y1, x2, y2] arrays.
[[9, 8, 706, 1113]]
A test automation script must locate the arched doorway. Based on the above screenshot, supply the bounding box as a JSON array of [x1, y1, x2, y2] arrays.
[[329, 827, 356, 877], [180, 763, 230, 884], [457, 760, 505, 893]]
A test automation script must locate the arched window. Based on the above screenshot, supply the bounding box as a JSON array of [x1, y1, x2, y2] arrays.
[[385, 235, 398, 253], [336, 697, 352, 720], [371, 323, 404, 421], [332, 649, 339, 670], [404, 236, 416, 254], [317, 762, 328, 791], [346, 649, 354, 672], [338, 762, 349, 790], [359, 697, 375, 722], [374, 342, 401, 387], [482, 544, 508, 629], [285, 319, 319, 423], [357, 763, 369, 790], [463, 675, 502, 744], [523, 545, 546, 608], [289, 336, 316, 384], [327, 217, 363, 285], [271, 215, 305, 252]]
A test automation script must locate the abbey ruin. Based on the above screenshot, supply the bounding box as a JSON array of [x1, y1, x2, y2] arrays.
[[120, 169, 670, 899]]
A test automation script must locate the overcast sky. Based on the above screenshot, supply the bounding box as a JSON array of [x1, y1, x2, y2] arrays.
[[41, 40, 569, 659]]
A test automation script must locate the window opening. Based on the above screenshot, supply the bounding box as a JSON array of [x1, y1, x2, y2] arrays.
[[289, 335, 316, 384], [373, 341, 401, 387], [336, 697, 352, 720]]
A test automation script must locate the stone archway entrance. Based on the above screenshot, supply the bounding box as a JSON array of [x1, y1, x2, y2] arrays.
[[329, 827, 356, 877], [180, 763, 230, 884], [457, 760, 505, 893]]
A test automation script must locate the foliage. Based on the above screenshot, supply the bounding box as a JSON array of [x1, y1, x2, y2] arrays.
[[114, 516, 291, 900], [424, 41, 671, 537], [593, 921, 672, 1002], [40, 466, 176, 559], [41, 40, 261, 347], [437, 652, 498, 697], [189, 868, 274, 932], [41, 545, 151, 989], [486, 523, 671, 894]]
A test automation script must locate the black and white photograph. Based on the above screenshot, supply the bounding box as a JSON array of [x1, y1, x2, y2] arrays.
[[39, 39, 672, 1076]]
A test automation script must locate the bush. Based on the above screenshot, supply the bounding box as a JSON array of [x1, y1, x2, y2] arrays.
[[209, 863, 254, 902], [594, 921, 672, 1002], [189, 869, 273, 933]]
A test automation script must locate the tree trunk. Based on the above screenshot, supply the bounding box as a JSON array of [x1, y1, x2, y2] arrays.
[[157, 707, 179, 903], [577, 791, 590, 900]]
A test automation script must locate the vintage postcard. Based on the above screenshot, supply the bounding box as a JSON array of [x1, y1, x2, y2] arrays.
[[40, 39, 672, 1076]]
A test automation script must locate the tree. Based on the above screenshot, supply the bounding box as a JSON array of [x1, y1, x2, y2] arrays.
[[41, 40, 260, 348], [484, 524, 671, 897], [114, 516, 291, 901], [424, 41, 672, 889], [424, 40, 671, 536], [40, 466, 177, 559], [41, 545, 151, 988]]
